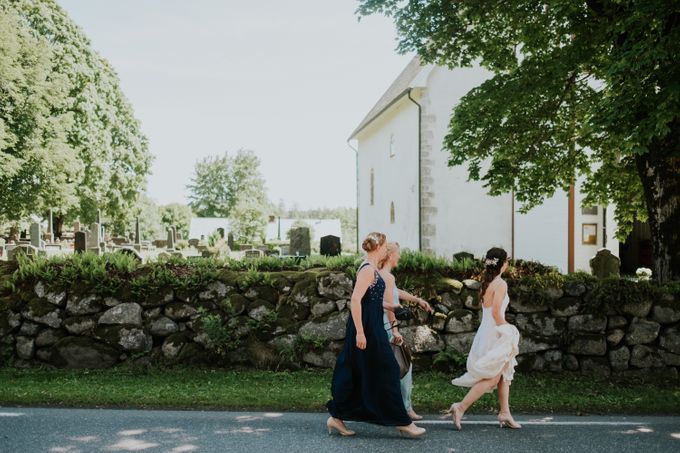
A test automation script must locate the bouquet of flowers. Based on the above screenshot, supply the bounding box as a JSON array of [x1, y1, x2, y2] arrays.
[[636, 267, 652, 281]]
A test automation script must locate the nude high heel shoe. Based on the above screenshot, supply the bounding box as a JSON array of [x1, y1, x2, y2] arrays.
[[498, 413, 522, 429], [407, 409, 423, 421], [441, 403, 463, 430], [395, 423, 426, 438], [326, 417, 356, 436]]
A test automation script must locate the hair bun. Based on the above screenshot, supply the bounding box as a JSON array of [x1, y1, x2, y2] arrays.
[[362, 232, 386, 252]]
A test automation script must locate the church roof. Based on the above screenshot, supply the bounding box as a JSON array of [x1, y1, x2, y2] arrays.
[[348, 56, 425, 140]]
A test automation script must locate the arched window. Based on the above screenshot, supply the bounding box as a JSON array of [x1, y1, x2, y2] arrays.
[[390, 201, 395, 224], [370, 169, 375, 206]]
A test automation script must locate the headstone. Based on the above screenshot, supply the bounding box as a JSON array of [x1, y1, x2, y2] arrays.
[[280, 245, 290, 256], [117, 247, 143, 262], [244, 249, 264, 259], [590, 249, 621, 279], [88, 223, 101, 253], [188, 239, 200, 248], [453, 251, 475, 261], [320, 235, 341, 256], [110, 237, 128, 246], [227, 232, 234, 250], [74, 231, 87, 253], [96, 209, 102, 224], [73, 221, 80, 232], [166, 228, 175, 251], [153, 239, 168, 248], [171, 226, 177, 244], [30, 223, 41, 248], [8, 244, 39, 261], [134, 217, 141, 245], [290, 227, 311, 257]]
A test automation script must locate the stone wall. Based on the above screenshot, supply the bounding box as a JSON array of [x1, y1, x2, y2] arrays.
[[1, 269, 679, 380]]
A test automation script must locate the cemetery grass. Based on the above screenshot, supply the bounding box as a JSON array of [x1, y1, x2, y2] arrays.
[[1, 367, 678, 415]]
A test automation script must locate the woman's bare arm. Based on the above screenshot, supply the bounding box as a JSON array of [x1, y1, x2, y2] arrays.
[[350, 266, 373, 349]]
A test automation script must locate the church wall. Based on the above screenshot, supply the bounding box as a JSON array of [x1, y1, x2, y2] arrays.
[[356, 97, 420, 250], [420, 66, 512, 259]]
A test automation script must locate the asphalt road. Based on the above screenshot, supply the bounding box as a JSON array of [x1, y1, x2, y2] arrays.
[[0, 407, 678, 452]]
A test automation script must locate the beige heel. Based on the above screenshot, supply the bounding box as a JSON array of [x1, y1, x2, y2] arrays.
[[395, 423, 426, 438], [326, 417, 356, 436], [498, 413, 522, 429]]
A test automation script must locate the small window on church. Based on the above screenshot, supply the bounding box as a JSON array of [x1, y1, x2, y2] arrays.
[[390, 201, 395, 224], [370, 169, 375, 206], [389, 134, 396, 158]]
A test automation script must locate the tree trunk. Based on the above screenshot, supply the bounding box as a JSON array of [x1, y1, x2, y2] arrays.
[[636, 150, 680, 283], [54, 213, 64, 239]]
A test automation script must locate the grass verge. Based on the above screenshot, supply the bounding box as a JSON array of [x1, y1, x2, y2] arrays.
[[1, 368, 678, 415]]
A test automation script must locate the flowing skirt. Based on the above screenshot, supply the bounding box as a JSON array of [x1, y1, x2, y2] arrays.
[[451, 324, 520, 391]]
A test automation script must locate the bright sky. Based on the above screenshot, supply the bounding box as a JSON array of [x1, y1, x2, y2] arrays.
[[57, 0, 413, 210]]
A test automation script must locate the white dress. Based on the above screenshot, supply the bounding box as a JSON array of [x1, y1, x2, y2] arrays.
[[451, 293, 520, 391]]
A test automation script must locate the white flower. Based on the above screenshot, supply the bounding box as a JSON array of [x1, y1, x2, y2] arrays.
[[636, 267, 652, 281], [484, 257, 499, 266]]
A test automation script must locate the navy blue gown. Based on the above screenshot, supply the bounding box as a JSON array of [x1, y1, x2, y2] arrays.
[[326, 262, 411, 426]]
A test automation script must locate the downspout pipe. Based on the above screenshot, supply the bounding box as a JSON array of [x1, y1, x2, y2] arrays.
[[406, 88, 422, 252], [347, 139, 360, 254]]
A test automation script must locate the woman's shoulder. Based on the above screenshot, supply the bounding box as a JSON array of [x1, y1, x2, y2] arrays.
[[489, 277, 507, 290], [379, 270, 395, 283]]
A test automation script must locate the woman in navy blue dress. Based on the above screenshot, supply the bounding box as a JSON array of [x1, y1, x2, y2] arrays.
[[326, 232, 426, 438]]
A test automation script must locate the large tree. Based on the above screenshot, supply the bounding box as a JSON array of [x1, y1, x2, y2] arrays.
[[2, 0, 151, 236], [159, 203, 194, 239], [0, 5, 80, 234], [187, 149, 267, 218], [358, 0, 680, 281]]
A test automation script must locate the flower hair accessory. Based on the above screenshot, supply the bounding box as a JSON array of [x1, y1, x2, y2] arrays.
[[484, 257, 499, 266], [367, 233, 380, 243]]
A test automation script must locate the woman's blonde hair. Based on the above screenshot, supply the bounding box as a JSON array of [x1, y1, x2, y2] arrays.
[[378, 242, 400, 269]]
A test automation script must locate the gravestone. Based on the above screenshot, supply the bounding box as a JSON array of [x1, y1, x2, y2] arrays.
[[74, 231, 87, 253], [88, 223, 101, 254], [227, 232, 234, 250], [29, 223, 41, 248], [244, 249, 264, 259], [320, 235, 341, 256], [110, 237, 128, 246], [280, 245, 290, 256], [171, 226, 177, 244], [188, 239, 199, 248], [453, 251, 475, 261], [590, 249, 620, 279], [166, 228, 175, 251], [8, 244, 38, 261], [290, 227, 311, 257], [117, 247, 143, 263], [153, 239, 167, 248], [73, 221, 80, 232]]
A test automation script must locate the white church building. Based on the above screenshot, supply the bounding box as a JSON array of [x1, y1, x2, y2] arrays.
[[349, 57, 619, 273]]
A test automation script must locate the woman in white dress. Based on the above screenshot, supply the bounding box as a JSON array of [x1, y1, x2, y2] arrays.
[[445, 247, 522, 430], [378, 242, 434, 421]]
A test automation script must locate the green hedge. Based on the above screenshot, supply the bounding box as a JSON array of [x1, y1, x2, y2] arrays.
[[2, 252, 678, 304]]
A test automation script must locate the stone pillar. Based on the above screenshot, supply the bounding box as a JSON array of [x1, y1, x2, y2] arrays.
[[30, 223, 41, 248], [166, 227, 175, 251]]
